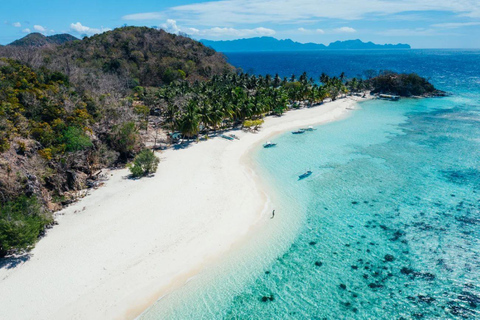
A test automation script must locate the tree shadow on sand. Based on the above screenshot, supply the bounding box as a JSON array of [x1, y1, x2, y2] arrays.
[[0, 254, 31, 270], [173, 140, 196, 150]]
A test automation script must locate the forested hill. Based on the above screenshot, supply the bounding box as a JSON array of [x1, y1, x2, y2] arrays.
[[0, 27, 234, 257], [8, 33, 78, 47], [1, 27, 234, 87]]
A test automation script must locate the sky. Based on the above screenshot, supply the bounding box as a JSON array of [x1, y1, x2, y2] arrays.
[[1, 0, 480, 48]]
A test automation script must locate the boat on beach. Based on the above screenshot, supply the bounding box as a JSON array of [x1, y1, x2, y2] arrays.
[[229, 134, 240, 140], [298, 170, 312, 180], [263, 141, 277, 148], [220, 134, 235, 141]]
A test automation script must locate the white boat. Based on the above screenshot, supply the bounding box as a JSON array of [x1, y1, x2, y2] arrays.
[[263, 141, 277, 148], [300, 126, 316, 131]]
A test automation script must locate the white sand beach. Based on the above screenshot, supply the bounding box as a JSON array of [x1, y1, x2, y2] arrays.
[[0, 96, 367, 320]]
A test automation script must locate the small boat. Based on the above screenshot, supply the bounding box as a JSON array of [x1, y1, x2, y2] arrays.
[[263, 141, 277, 148], [298, 170, 312, 180], [292, 129, 306, 134], [300, 126, 316, 131], [220, 134, 234, 141], [229, 134, 240, 140], [378, 94, 400, 101]]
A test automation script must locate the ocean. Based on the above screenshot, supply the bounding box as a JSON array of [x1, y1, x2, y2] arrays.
[[141, 50, 480, 319]]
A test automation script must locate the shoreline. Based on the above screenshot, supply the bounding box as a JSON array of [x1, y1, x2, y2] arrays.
[[0, 95, 369, 320]]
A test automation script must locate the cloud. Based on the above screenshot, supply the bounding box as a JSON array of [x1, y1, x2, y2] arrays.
[[158, 19, 275, 39], [12, 22, 21, 27], [298, 27, 325, 34], [431, 22, 480, 28], [334, 26, 356, 33], [22, 28, 31, 33], [70, 22, 110, 35], [201, 26, 275, 37], [161, 19, 180, 33], [124, 0, 480, 26], [33, 25, 47, 32]]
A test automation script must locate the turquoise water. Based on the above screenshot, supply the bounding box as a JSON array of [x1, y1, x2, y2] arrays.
[[142, 50, 480, 319], [230, 96, 480, 319]]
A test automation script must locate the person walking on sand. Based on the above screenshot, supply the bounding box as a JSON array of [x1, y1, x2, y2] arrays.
[[271, 210, 275, 219]]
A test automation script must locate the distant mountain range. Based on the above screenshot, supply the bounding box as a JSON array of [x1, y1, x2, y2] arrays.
[[201, 37, 411, 52], [8, 33, 78, 47]]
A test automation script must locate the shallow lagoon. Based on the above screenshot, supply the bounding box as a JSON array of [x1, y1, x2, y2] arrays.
[[142, 50, 480, 319]]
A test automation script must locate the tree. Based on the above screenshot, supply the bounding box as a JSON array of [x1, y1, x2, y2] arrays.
[[0, 196, 51, 257], [178, 99, 200, 138], [128, 149, 160, 178], [110, 121, 140, 158]]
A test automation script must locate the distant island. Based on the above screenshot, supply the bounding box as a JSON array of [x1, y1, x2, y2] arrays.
[[201, 37, 411, 52]]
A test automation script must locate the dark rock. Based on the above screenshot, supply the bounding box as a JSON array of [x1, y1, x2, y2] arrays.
[[400, 267, 414, 275], [351, 265, 358, 270], [414, 272, 436, 280], [315, 261, 323, 267], [458, 291, 480, 308], [448, 304, 475, 317], [391, 230, 405, 241], [412, 313, 424, 318], [417, 295, 436, 304], [339, 284, 347, 290], [260, 294, 275, 302], [384, 254, 395, 262]]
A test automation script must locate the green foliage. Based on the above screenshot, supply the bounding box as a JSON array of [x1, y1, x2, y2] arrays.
[[367, 71, 440, 97], [128, 149, 160, 178], [63, 126, 92, 152], [243, 119, 264, 129], [9, 27, 234, 87], [140, 72, 348, 135], [110, 121, 140, 157], [178, 100, 200, 138], [0, 59, 95, 158], [0, 196, 52, 257]]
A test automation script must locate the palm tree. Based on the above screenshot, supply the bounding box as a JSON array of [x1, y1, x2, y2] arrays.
[[209, 101, 224, 130], [197, 98, 212, 132], [178, 99, 200, 138], [273, 74, 281, 88]]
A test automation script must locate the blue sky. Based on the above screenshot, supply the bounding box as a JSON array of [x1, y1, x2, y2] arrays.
[[1, 0, 480, 48]]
